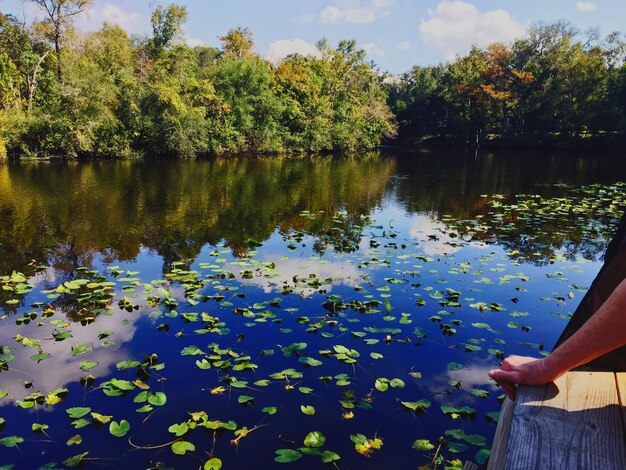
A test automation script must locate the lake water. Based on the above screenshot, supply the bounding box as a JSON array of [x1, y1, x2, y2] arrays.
[[0, 149, 625, 469]]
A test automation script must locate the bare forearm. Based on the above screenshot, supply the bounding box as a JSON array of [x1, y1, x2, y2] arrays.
[[543, 277, 626, 376]]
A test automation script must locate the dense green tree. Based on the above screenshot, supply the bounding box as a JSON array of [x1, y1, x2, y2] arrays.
[[149, 4, 187, 56], [387, 21, 626, 147], [9, 7, 624, 158], [28, 0, 92, 81], [385, 65, 446, 144], [219, 26, 255, 59], [274, 54, 333, 151], [211, 54, 283, 153], [139, 45, 216, 157]]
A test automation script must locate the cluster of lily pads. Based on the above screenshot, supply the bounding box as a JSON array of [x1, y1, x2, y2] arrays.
[[0, 182, 624, 469]]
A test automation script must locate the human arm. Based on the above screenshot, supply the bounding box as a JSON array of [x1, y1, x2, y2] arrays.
[[489, 277, 626, 400]]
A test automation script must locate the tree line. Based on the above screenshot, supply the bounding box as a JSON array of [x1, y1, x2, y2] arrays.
[[0, 1, 394, 159], [386, 22, 626, 148], [1, 1, 625, 160]]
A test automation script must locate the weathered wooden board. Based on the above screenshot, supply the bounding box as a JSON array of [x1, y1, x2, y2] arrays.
[[486, 397, 515, 470], [503, 371, 626, 469], [617, 373, 626, 429], [462, 462, 480, 470]]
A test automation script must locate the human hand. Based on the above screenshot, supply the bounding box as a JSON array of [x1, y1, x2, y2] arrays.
[[488, 355, 560, 400]]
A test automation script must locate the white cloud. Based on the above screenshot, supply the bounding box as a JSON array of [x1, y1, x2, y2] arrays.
[[78, 3, 150, 36], [397, 40, 410, 50], [576, 2, 597, 12], [419, 1, 527, 60], [265, 39, 322, 64], [186, 37, 204, 48], [363, 42, 386, 57], [320, 0, 395, 24]]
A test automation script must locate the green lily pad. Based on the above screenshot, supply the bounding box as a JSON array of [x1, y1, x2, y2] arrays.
[[109, 420, 130, 437], [204, 458, 222, 470], [412, 439, 435, 451], [274, 449, 302, 463], [66, 407, 91, 419], [66, 434, 82, 446], [171, 440, 195, 455], [0, 436, 24, 447], [304, 431, 325, 448]]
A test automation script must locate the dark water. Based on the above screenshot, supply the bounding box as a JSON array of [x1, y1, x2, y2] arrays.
[[0, 150, 624, 469]]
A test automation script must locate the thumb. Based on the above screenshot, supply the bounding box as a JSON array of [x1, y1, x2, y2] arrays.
[[489, 369, 521, 383]]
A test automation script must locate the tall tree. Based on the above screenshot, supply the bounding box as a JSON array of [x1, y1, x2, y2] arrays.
[[29, 0, 91, 81], [219, 27, 255, 59], [150, 4, 187, 56]]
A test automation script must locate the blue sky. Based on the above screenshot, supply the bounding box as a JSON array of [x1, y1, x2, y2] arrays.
[[4, 0, 626, 73]]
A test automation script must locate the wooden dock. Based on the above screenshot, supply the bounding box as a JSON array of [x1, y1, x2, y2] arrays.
[[486, 371, 626, 469]]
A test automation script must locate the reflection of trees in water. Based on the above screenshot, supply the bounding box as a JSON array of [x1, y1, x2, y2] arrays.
[[389, 150, 626, 264], [0, 155, 395, 274], [0, 151, 624, 277]]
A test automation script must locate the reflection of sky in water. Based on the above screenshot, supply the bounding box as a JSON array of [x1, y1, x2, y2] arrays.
[[0, 188, 611, 469]]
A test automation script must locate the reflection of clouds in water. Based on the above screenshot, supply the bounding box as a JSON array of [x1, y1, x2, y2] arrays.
[[408, 214, 487, 256], [232, 255, 366, 297], [425, 357, 500, 407], [0, 274, 179, 407], [26, 266, 60, 290], [0, 309, 134, 406]]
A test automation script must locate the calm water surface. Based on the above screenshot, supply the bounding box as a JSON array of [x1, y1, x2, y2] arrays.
[[0, 149, 625, 469]]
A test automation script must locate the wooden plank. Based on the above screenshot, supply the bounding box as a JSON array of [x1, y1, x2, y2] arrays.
[[504, 371, 626, 469], [486, 397, 515, 470], [462, 462, 480, 470], [617, 373, 626, 430]]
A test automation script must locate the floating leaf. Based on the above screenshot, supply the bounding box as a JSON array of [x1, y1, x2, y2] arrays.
[[71, 418, 92, 429], [390, 378, 405, 388], [237, 395, 254, 405], [274, 449, 302, 463], [32, 423, 49, 433], [463, 434, 487, 446], [66, 407, 91, 419], [30, 352, 51, 362], [350, 433, 383, 457], [204, 458, 222, 470], [168, 423, 189, 437], [171, 440, 195, 455], [401, 400, 431, 411], [412, 439, 435, 451], [282, 343, 307, 356], [299, 356, 322, 367], [468, 388, 489, 399], [300, 405, 315, 415], [262, 406, 278, 415], [109, 420, 130, 437], [64, 452, 89, 467], [476, 448, 491, 464], [374, 378, 389, 392], [148, 392, 167, 406], [66, 434, 82, 446], [0, 436, 23, 447], [79, 361, 98, 371], [71, 344, 92, 356], [321, 451, 341, 463], [447, 441, 468, 453], [91, 412, 112, 424], [304, 431, 326, 448]]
